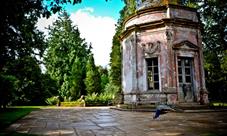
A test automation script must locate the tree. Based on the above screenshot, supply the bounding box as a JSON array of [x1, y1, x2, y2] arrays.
[[0, 0, 101, 106], [70, 57, 86, 98], [196, 0, 227, 101], [97, 66, 109, 92], [109, 0, 136, 87], [0, 74, 18, 108], [46, 11, 89, 100], [85, 54, 102, 95], [109, 35, 122, 87], [4, 56, 56, 105]]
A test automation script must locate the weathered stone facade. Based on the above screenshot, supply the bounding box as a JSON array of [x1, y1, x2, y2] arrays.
[[121, 1, 209, 105]]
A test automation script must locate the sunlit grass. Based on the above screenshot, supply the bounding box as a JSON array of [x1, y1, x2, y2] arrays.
[[10, 106, 56, 108], [211, 103, 227, 107]]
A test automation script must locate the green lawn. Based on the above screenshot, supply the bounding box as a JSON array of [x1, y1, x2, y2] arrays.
[[0, 107, 41, 136], [0, 107, 39, 129]]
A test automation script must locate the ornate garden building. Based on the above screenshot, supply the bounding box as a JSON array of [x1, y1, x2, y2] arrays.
[[121, 0, 209, 105]]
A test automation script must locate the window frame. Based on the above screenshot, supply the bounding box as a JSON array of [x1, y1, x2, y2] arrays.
[[146, 57, 159, 90]]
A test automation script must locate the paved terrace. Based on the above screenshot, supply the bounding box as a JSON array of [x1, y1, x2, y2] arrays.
[[5, 107, 227, 136]]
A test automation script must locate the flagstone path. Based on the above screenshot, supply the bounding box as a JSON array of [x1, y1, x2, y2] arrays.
[[5, 107, 227, 136]]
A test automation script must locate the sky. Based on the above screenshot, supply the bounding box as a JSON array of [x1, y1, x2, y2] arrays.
[[36, 0, 124, 67]]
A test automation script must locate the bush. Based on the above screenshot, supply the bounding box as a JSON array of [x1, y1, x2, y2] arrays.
[[104, 83, 119, 94], [98, 93, 113, 105], [85, 92, 113, 106], [63, 96, 73, 102], [45, 96, 59, 105], [0, 74, 18, 108], [104, 83, 122, 105]]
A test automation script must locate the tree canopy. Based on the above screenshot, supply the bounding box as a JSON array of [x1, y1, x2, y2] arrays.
[[45, 11, 90, 100], [85, 54, 102, 95]]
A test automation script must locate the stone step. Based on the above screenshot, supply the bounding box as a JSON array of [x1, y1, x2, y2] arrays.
[[176, 102, 210, 110]]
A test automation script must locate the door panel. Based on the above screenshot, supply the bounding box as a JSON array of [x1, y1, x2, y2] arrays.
[[178, 57, 194, 102]]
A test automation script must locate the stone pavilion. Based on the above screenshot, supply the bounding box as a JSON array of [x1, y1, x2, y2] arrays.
[[120, 0, 209, 105]]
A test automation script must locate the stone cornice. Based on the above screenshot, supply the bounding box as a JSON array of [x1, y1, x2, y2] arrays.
[[120, 18, 201, 41], [123, 4, 197, 28]]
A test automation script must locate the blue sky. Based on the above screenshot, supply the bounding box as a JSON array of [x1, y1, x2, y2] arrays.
[[38, 0, 124, 67], [63, 0, 124, 20]]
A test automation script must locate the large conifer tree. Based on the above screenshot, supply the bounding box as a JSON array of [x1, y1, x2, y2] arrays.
[[84, 54, 101, 95], [46, 11, 89, 100]]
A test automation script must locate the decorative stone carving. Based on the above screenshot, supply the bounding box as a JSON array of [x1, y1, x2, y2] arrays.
[[173, 40, 199, 50], [140, 41, 161, 54], [166, 30, 173, 41]]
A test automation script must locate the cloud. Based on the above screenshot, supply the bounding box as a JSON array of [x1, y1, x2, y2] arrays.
[[36, 7, 116, 67], [70, 8, 116, 67], [36, 14, 58, 36]]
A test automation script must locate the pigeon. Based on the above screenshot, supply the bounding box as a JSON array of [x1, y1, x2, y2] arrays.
[[153, 104, 175, 119]]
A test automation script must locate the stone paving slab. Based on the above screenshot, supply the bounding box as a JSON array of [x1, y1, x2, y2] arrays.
[[4, 107, 227, 136]]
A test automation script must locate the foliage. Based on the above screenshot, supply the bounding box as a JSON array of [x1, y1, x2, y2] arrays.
[[109, 35, 122, 87], [109, 0, 136, 94], [46, 11, 90, 100], [3, 56, 58, 106], [85, 92, 113, 106], [98, 93, 114, 105], [84, 54, 102, 95], [97, 66, 109, 92], [104, 83, 122, 104], [45, 96, 59, 105], [197, 0, 227, 101], [0, 0, 85, 107], [0, 0, 47, 73], [0, 0, 79, 106], [63, 96, 73, 102], [0, 74, 18, 108], [0, 0, 50, 106], [104, 83, 120, 96]]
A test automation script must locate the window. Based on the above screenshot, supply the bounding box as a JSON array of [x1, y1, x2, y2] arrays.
[[146, 58, 159, 90], [178, 57, 193, 84]]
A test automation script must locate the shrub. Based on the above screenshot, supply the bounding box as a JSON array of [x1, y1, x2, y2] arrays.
[[104, 83, 120, 96], [63, 96, 73, 102], [85, 92, 113, 106], [85, 93, 98, 106], [45, 96, 59, 105], [100, 93, 113, 104], [104, 83, 122, 105]]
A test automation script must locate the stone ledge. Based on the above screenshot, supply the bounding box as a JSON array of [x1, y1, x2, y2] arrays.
[[110, 105, 227, 113]]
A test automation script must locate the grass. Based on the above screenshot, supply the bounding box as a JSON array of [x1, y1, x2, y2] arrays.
[[211, 102, 227, 107], [0, 106, 59, 136], [0, 105, 60, 129], [0, 107, 39, 129]]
